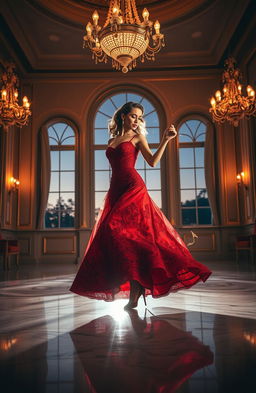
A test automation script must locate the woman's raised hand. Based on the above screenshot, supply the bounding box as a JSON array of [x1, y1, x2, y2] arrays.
[[163, 124, 177, 141]]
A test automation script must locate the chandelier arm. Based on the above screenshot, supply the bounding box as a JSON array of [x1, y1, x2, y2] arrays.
[[103, 0, 116, 28], [131, 0, 141, 24], [145, 39, 164, 55]]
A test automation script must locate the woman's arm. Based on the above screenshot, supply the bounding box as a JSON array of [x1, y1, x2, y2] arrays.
[[137, 125, 177, 167]]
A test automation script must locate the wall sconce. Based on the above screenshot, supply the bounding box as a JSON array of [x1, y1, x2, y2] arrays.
[[9, 177, 20, 192], [236, 171, 248, 190]]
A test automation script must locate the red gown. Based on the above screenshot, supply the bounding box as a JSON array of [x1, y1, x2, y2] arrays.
[[70, 135, 212, 301]]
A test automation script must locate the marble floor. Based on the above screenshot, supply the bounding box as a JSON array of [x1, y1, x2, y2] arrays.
[[0, 260, 256, 393]]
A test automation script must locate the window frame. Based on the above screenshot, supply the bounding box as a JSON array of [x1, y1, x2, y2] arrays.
[[44, 117, 79, 230], [177, 115, 213, 227]]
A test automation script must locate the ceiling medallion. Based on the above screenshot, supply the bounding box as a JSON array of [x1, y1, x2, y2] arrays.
[[209, 57, 256, 127], [0, 64, 31, 131], [83, 0, 165, 73]]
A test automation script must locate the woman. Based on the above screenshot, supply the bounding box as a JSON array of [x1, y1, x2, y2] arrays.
[[70, 102, 212, 309]]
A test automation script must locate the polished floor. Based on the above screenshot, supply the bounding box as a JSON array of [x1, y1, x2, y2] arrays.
[[0, 260, 256, 393]]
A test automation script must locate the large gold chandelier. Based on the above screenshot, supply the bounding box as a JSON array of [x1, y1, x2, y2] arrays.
[[0, 63, 31, 131], [83, 0, 165, 73], [209, 57, 256, 127]]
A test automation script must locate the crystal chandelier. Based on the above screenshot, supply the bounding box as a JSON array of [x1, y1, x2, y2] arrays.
[[209, 57, 256, 127], [0, 63, 31, 131], [83, 0, 165, 73]]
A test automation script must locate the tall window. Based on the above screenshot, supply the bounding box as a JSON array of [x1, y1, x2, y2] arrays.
[[45, 122, 76, 228], [178, 119, 212, 226], [94, 92, 161, 219]]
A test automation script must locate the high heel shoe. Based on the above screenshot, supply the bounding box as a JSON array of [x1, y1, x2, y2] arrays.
[[124, 284, 147, 310]]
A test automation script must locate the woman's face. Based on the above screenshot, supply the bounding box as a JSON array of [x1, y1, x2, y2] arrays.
[[122, 107, 143, 132]]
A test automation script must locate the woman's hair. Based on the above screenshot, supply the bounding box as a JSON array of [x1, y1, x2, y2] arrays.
[[108, 101, 148, 137]]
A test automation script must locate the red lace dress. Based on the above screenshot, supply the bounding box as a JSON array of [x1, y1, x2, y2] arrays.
[[70, 135, 212, 300]]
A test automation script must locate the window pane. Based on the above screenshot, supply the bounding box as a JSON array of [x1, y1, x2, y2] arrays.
[[146, 169, 161, 189], [135, 153, 144, 169], [198, 208, 212, 225], [47, 192, 59, 208], [196, 169, 206, 188], [50, 151, 59, 170], [178, 123, 193, 142], [111, 93, 126, 108], [186, 120, 200, 137], [45, 209, 59, 228], [61, 193, 75, 208], [48, 127, 59, 145], [95, 171, 110, 191], [95, 192, 107, 213], [60, 172, 74, 192], [141, 98, 155, 114], [98, 99, 116, 115], [182, 209, 196, 225], [179, 148, 194, 168], [61, 151, 75, 170], [195, 122, 206, 141], [60, 210, 74, 228], [127, 93, 142, 103], [197, 189, 209, 206], [94, 112, 110, 128], [137, 169, 145, 181], [148, 190, 162, 208], [50, 172, 59, 192], [181, 190, 196, 207], [94, 129, 109, 145], [95, 150, 110, 170], [146, 128, 160, 143], [180, 169, 195, 189], [144, 111, 159, 127], [195, 147, 204, 167]]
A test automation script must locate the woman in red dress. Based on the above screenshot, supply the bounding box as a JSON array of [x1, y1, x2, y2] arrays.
[[70, 102, 212, 309]]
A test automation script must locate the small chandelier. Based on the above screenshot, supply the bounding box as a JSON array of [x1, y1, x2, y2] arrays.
[[83, 0, 165, 73], [209, 57, 256, 127], [0, 63, 31, 131]]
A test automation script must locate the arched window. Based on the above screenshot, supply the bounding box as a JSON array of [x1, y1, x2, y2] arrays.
[[178, 119, 212, 226], [45, 122, 76, 228], [93, 92, 161, 220]]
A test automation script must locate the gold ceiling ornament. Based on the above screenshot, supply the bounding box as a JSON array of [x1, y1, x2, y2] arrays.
[[209, 57, 256, 127], [83, 0, 165, 73], [0, 63, 31, 131]]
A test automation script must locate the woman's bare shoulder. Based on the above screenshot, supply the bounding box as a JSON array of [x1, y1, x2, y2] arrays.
[[107, 137, 116, 145]]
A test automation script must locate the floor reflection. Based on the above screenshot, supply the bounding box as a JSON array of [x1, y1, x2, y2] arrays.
[[70, 310, 214, 393]]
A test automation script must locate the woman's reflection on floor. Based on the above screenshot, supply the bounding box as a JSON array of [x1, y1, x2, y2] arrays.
[[70, 309, 214, 393]]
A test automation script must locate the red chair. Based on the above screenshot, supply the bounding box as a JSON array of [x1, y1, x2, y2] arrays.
[[0, 233, 20, 270], [235, 234, 256, 263]]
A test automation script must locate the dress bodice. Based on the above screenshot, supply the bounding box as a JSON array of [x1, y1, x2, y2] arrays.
[[106, 140, 139, 173]]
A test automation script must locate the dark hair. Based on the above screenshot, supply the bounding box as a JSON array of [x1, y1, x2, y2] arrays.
[[108, 101, 145, 137]]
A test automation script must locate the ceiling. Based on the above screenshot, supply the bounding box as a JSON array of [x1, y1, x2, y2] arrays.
[[0, 0, 255, 73]]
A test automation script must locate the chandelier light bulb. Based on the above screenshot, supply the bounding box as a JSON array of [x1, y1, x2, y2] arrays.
[[92, 10, 99, 25], [154, 20, 160, 34], [210, 97, 216, 108], [142, 8, 149, 21], [215, 90, 221, 101], [86, 22, 92, 35], [1, 89, 7, 100], [112, 5, 119, 17], [247, 85, 252, 94]]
